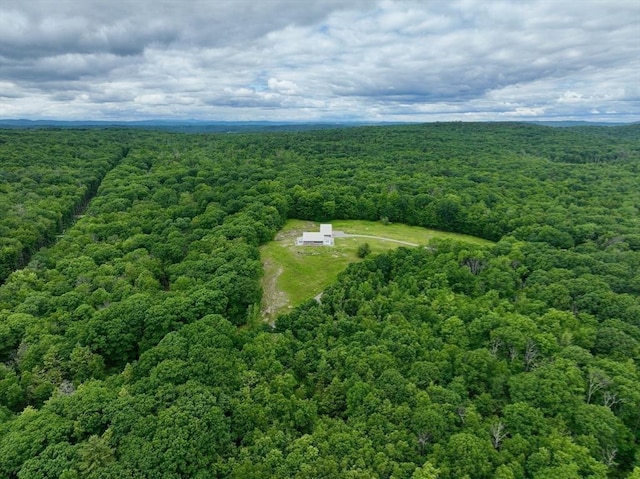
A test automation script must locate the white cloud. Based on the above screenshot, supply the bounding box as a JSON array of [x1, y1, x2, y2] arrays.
[[267, 78, 300, 95], [0, 0, 638, 121]]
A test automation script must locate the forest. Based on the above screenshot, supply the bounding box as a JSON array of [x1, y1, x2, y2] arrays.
[[0, 122, 638, 478]]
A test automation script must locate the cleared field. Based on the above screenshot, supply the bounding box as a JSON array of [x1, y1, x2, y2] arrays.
[[260, 219, 493, 323]]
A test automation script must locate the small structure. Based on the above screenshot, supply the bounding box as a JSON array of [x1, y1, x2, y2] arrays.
[[296, 224, 334, 246]]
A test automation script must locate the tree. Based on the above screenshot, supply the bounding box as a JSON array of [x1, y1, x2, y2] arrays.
[[77, 431, 115, 476], [436, 432, 495, 478], [490, 420, 508, 450], [412, 462, 440, 479], [357, 243, 371, 258]]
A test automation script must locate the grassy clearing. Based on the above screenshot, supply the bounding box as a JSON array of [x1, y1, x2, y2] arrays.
[[331, 219, 493, 246], [259, 219, 493, 323]]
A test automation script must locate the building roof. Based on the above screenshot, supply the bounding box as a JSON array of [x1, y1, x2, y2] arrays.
[[320, 224, 333, 235], [302, 232, 325, 242]]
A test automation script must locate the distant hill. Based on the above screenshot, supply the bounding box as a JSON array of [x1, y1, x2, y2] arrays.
[[0, 119, 396, 132], [525, 120, 635, 127], [2, 119, 637, 132]]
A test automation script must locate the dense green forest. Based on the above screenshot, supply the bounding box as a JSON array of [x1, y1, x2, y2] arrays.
[[0, 123, 638, 478], [0, 130, 130, 283]]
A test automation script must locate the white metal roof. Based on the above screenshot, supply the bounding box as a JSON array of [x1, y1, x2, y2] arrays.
[[320, 224, 333, 235], [302, 232, 325, 242]]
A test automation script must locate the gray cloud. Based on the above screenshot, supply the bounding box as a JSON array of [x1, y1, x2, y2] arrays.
[[0, 0, 638, 121]]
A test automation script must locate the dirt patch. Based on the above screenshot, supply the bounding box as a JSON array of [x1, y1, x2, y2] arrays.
[[260, 259, 290, 325], [275, 220, 315, 241]]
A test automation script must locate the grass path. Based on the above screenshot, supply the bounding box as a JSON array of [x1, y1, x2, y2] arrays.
[[340, 233, 418, 247], [259, 219, 493, 323]]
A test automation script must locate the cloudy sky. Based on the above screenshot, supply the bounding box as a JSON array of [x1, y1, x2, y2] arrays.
[[1, 0, 638, 122]]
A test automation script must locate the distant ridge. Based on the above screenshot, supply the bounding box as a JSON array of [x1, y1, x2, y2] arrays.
[[0, 119, 399, 133], [525, 120, 634, 127], [0, 119, 636, 132]]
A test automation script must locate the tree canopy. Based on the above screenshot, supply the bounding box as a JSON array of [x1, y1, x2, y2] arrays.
[[0, 122, 638, 478]]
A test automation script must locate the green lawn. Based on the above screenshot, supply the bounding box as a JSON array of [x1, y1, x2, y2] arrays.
[[330, 219, 493, 246], [259, 219, 493, 323]]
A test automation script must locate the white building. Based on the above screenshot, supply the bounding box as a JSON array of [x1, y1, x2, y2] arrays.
[[296, 224, 334, 246]]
